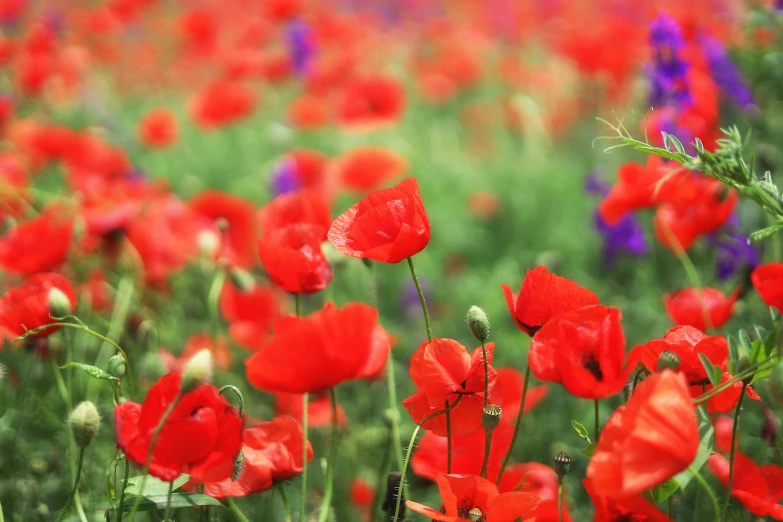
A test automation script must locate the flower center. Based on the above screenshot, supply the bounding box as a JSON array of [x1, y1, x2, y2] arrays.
[[582, 354, 604, 381]]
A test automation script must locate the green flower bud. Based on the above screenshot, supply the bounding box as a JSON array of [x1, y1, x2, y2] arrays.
[[466, 306, 490, 342], [182, 349, 213, 393], [656, 350, 681, 372], [108, 354, 126, 379], [482, 404, 502, 433], [48, 287, 72, 319], [552, 451, 571, 483], [69, 401, 100, 448]]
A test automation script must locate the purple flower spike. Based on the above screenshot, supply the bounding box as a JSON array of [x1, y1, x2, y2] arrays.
[[648, 12, 691, 109], [271, 157, 300, 196], [593, 211, 649, 266], [286, 20, 315, 76], [702, 35, 756, 110]]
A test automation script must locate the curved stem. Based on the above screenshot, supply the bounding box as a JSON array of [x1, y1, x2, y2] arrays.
[[317, 388, 340, 522], [280, 486, 292, 522], [385, 349, 404, 472], [163, 480, 174, 520], [496, 365, 531, 485], [226, 498, 250, 522], [392, 395, 464, 522], [445, 399, 453, 474], [723, 382, 747, 521], [557, 483, 564, 522], [406, 256, 433, 343], [56, 446, 85, 522], [594, 400, 600, 441], [479, 341, 491, 478], [695, 355, 780, 404], [688, 466, 720, 522]]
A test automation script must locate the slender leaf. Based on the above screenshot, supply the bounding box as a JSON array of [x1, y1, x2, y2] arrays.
[[749, 221, 783, 242], [738, 329, 753, 358], [123, 474, 190, 496], [673, 408, 714, 490], [59, 362, 119, 382], [650, 478, 679, 504], [698, 354, 721, 386], [571, 419, 592, 444]]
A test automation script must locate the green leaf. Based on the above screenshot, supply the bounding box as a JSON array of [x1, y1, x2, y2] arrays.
[[750, 339, 767, 367], [59, 362, 118, 382], [755, 325, 769, 343], [727, 337, 739, 375], [669, 135, 686, 154], [749, 221, 783, 242], [118, 493, 222, 512], [650, 478, 679, 504], [674, 408, 714, 491], [123, 474, 190, 497], [571, 419, 592, 444], [581, 443, 596, 457], [738, 329, 753, 358], [698, 354, 721, 386]]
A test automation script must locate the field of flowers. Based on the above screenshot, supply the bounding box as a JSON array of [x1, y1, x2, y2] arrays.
[[4, 0, 783, 521]]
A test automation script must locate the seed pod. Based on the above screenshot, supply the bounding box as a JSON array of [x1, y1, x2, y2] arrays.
[[482, 404, 502, 432], [466, 306, 490, 342], [656, 350, 681, 372], [552, 451, 571, 483], [48, 287, 72, 318]]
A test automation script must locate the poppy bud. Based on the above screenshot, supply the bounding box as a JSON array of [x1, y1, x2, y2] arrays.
[[48, 287, 72, 318], [382, 471, 405, 520], [197, 230, 220, 258], [69, 401, 100, 448], [482, 404, 502, 432], [232, 450, 244, 481], [181, 349, 213, 393], [656, 350, 681, 372], [228, 266, 255, 292], [468, 508, 484, 521], [768, 361, 783, 405], [107, 354, 126, 379], [552, 451, 571, 483], [466, 306, 490, 342]]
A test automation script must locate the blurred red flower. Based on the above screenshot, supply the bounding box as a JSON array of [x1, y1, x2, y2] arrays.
[[328, 177, 430, 264], [406, 474, 539, 522], [636, 325, 728, 384], [495, 367, 548, 420], [752, 263, 783, 313], [501, 265, 599, 337], [220, 281, 280, 351], [245, 302, 389, 394], [0, 206, 73, 275], [0, 273, 76, 340], [178, 8, 218, 56], [583, 478, 672, 522], [138, 108, 178, 149], [258, 223, 332, 294], [257, 189, 331, 239], [587, 371, 698, 497], [691, 363, 760, 414], [498, 462, 573, 522], [663, 286, 740, 331], [275, 391, 347, 427], [338, 74, 405, 129], [190, 190, 256, 268], [288, 95, 329, 130], [189, 80, 256, 129], [159, 333, 233, 373], [351, 477, 375, 520], [334, 146, 409, 194], [115, 372, 243, 482], [708, 453, 783, 519]]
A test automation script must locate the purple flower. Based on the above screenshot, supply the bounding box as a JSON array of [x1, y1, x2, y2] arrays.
[[701, 35, 755, 110], [710, 214, 760, 281], [271, 157, 300, 196], [402, 278, 431, 318], [286, 20, 315, 76], [584, 167, 610, 196], [593, 211, 649, 265], [648, 12, 691, 108]]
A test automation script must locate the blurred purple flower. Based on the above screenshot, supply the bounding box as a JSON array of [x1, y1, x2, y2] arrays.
[[402, 278, 431, 318], [648, 12, 691, 108], [710, 214, 759, 281], [271, 157, 300, 196], [701, 35, 755, 110], [584, 167, 610, 196], [286, 20, 315, 76], [44, 8, 66, 37]]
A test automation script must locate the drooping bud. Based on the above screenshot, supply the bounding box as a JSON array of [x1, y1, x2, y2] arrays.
[[228, 266, 255, 292], [197, 230, 220, 258], [69, 401, 100, 448], [768, 361, 783, 406], [552, 451, 571, 483], [382, 472, 405, 521], [107, 354, 126, 379], [181, 349, 213, 393], [468, 507, 483, 521], [48, 287, 72, 318], [482, 404, 502, 432], [466, 306, 490, 342], [656, 350, 681, 372], [232, 451, 244, 481]]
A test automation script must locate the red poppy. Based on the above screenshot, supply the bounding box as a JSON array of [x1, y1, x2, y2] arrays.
[[495, 367, 548, 420], [690, 363, 761, 414], [288, 95, 329, 131], [636, 325, 728, 384], [189, 80, 256, 129], [138, 108, 178, 149], [190, 190, 256, 268], [115, 372, 243, 482], [257, 189, 331, 239], [407, 473, 539, 522], [178, 8, 218, 56], [275, 391, 347, 427], [351, 477, 375, 520], [402, 339, 500, 438], [159, 333, 233, 373], [497, 463, 573, 522], [0, 273, 77, 340], [587, 371, 699, 497], [583, 478, 673, 522], [328, 177, 430, 264], [334, 146, 409, 194], [338, 74, 405, 129], [0, 206, 73, 275], [245, 302, 390, 394], [598, 156, 688, 225], [257, 223, 332, 294], [707, 453, 783, 519], [663, 287, 740, 331], [752, 263, 783, 313], [79, 270, 113, 311], [0, 151, 28, 219], [288, 149, 330, 191], [529, 305, 636, 399], [185, 415, 311, 499], [501, 265, 599, 337], [713, 416, 735, 453], [220, 281, 280, 351]]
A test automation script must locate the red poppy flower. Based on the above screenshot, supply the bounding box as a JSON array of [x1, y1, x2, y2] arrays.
[[583, 478, 673, 522], [190, 190, 256, 268], [257, 223, 333, 294], [159, 333, 233, 373], [288, 95, 329, 131], [328, 177, 430, 264], [351, 477, 375, 520], [287, 149, 330, 192], [115, 372, 243, 482], [529, 305, 636, 399], [0, 206, 73, 275], [752, 263, 783, 313], [245, 302, 390, 394], [654, 184, 737, 252], [138, 108, 178, 149], [690, 363, 761, 414], [663, 287, 740, 331], [636, 325, 728, 385], [178, 8, 218, 56], [0, 151, 28, 219], [407, 473, 539, 522], [713, 416, 735, 453], [275, 391, 347, 427], [189, 80, 256, 129], [501, 265, 599, 336], [185, 415, 311, 499], [334, 146, 409, 194], [497, 463, 573, 522], [338, 74, 405, 129], [587, 371, 699, 497], [257, 190, 332, 239], [598, 156, 688, 225], [0, 273, 77, 340], [402, 339, 500, 437], [707, 453, 783, 519], [220, 281, 280, 351]]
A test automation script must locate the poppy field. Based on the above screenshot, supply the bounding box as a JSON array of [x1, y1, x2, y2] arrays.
[[5, 0, 783, 521]]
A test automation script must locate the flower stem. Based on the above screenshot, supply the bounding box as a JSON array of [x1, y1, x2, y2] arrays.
[[445, 398, 453, 473], [226, 498, 250, 522], [496, 364, 531, 485], [557, 483, 564, 522], [668, 496, 673, 518], [594, 400, 600, 441], [317, 388, 340, 522], [406, 256, 432, 343], [280, 486, 292, 522], [722, 382, 747, 521], [479, 341, 491, 478], [117, 456, 130, 522], [392, 395, 464, 522], [295, 292, 309, 522], [55, 446, 85, 522], [688, 465, 720, 522], [371, 424, 393, 522], [479, 432, 493, 479], [694, 355, 779, 404], [163, 480, 174, 520], [385, 349, 404, 471]]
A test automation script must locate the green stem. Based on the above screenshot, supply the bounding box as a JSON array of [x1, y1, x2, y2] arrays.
[[695, 355, 780, 404], [688, 466, 720, 522], [594, 400, 600, 441], [406, 256, 433, 343], [226, 498, 251, 522], [392, 395, 464, 522], [163, 480, 174, 520], [479, 341, 491, 478], [723, 382, 748, 521], [479, 432, 493, 479], [207, 267, 227, 340], [56, 446, 85, 522], [668, 496, 673, 518], [317, 388, 340, 522], [117, 456, 130, 522], [557, 483, 564, 522], [385, 349, 404, 472], [371, 426, 393, 522], [280, 486, 292, 522], [496, 364, 531, 485], [295, 293, 310, 522]]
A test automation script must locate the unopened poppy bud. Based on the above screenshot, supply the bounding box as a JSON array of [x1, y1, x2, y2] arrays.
[[232, 451, 244, 481], [107, 354, 126, 379], [197, 230, 220, 258], [552, 451, 571, 483], [482, 404, 502, 432], [181, 349, 213, 393], [468, 508, 484, 521], [656, 350, 681, 372], [768, 361, 783, 405], [228, 266, 255, 292], [69, 401, 100, 448], [466, 306, 490, 342], [48, 287, 72, 318]]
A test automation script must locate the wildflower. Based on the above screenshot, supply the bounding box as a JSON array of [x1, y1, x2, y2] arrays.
[[190, 190, 256, 268], [636, 325, 728, 384], [258, 223, 333, 294], [752, 263, 783, 313], [338, 74, 405, 129], [0, 273, 76, 339], [220, 280, 280, 351], [138, 108, 178, 149], [707, 453, 783, 519], [334, 146, 409, 194], [663, 286, 740, 331], [584, 478, 673, 522], [0, 205, 73, 275]]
